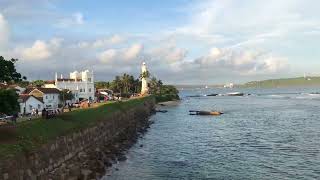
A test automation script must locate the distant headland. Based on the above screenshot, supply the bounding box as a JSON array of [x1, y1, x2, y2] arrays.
[[175, 76, 320, 89]]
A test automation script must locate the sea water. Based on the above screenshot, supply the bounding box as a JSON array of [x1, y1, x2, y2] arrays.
[[103, 87, 320, 179]]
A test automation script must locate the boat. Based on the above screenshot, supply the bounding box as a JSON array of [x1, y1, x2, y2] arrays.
[[226, 92, 244, 96], [206, 93, 218, 96], [189, 110, 223, 116]]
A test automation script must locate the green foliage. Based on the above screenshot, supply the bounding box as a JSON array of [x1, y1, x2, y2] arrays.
[[31, 80, 45, 87], [18, 81, 30, 88], [0, 96, 153, 159], [139, 71, 150, 79], [240, 76, 320, 88], [0, 56, 26, 84], [95, 81, 110, 89], [59, 89, 74, 105], [0, 89, 19, 115], [154, 85, 180, 103], [109, 74, 141, 96]]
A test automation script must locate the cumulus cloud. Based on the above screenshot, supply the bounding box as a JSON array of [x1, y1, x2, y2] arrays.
[[18, 38, 63, 61], [123, 44, 143, 60], [98, 49, 117, 63], [195, 47, 288, 75], [0, 13, 9, 49], [98, 43, 143, 63], [21, 40, 52, 60], [92, 34, 125, 48], [149, 45, 188, 64]]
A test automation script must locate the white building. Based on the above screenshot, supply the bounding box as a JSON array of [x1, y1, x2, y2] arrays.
[[45, 70, 95, 102], [141, 62, 149, 95], [19, 95, 44, 114], [23, 87, 61, 111]]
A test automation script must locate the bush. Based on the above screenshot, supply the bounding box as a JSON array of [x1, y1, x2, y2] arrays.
[[0, 89, 19, 115]]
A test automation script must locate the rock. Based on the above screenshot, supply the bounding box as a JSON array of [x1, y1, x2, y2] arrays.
[[117, 154, 127, 161]]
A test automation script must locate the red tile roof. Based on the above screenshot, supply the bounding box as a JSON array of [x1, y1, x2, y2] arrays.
[[19, 94, 44, 103], [23, 87, 61, 94]]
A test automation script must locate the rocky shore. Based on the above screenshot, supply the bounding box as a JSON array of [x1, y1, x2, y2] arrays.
[[48, 113, 154, 180]]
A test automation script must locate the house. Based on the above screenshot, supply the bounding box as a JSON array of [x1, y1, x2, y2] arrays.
[[23, 87, 61, 111], [44, 70, 95, 102], [8, 85, 26, 95], [0, 83, 25, 94], [19, 95, 44, 115]]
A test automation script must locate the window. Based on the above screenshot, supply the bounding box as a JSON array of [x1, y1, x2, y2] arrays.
[[83, 89, 85, 92], [46, 95, 48, 99], [38, 104, 41, 109], [80, 89, 82, 92], [88, 78, 91, 82], [53, 95, 54, 99], [89, 88, 91, 92]]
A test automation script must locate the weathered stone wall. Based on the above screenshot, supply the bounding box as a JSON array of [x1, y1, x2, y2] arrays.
[[0, 97, 155, 180]]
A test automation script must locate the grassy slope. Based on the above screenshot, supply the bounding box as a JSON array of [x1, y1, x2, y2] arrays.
[[239, 77, 320, 88], [0, 96, 153, 159]]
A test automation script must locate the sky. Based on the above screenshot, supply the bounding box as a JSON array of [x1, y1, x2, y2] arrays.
[[0, 0, 320, 84]]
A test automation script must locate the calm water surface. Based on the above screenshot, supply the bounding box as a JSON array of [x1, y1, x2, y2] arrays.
[[103, 88, 320, 179]]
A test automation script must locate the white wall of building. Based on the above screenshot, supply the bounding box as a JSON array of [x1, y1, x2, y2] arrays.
[[43, 93, 60, 110], [54, 70, 95, 101], [20, 97, 44, 114]]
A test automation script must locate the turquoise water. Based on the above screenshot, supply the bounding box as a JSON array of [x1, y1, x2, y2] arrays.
[[103, 88, 320, 179]]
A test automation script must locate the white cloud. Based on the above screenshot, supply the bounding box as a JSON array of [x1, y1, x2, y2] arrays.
[[149, 45, 187, 63], [123, 44, 143, 60], [19, 38, 63, 61], [57, 12, 85, 28], [98, 49, 117, 63], [0, 13, 9, 49], [73, 12, 84, 25], [92, 34, 125, 48], [98, 43, 143, 63], [21, 40, 51, 60], [195, 47, 288, 75]]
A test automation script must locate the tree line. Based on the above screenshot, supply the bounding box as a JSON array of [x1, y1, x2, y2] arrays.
[[95, 72, 179, 101]]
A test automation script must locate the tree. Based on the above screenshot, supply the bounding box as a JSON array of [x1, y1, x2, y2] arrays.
[[121, 73, 131, 94], [32, 80, 45, 87], [95, 81, 110, 89], [139, 70, 150, 79], [110, 76, 123, 93], [0, 89, 19, 115], [59, 89, 74, 106], [0, 56, 26, 84], [149, 77, 159, 94]]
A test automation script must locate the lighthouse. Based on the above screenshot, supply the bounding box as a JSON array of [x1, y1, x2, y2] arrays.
[[141, 62, 149, 95]]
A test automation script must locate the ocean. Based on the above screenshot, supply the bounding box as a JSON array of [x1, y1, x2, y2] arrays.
[[103, 87, 320, 179]]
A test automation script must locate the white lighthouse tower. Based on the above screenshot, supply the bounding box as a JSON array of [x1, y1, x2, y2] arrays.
[[141, 62, 149, 95]]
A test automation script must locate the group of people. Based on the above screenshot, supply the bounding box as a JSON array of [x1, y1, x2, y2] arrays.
[[41, 108, 62, 119]]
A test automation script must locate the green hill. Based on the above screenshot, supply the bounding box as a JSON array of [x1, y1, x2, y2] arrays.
[[239, 76, 320, 88]]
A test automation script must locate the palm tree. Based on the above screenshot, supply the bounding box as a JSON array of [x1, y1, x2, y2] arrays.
[[121, 73, 131, 94]]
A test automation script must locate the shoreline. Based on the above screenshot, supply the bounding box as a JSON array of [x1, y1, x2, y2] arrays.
[[50, 114, 154, 179], [157, 100, 181, 106]]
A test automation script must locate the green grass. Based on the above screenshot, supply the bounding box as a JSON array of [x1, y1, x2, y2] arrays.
[[0, 96, 154, 159], [240, 76, 320, 88]]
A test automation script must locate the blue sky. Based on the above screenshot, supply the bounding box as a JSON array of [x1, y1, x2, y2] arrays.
[[0, 0, 320, 84]]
